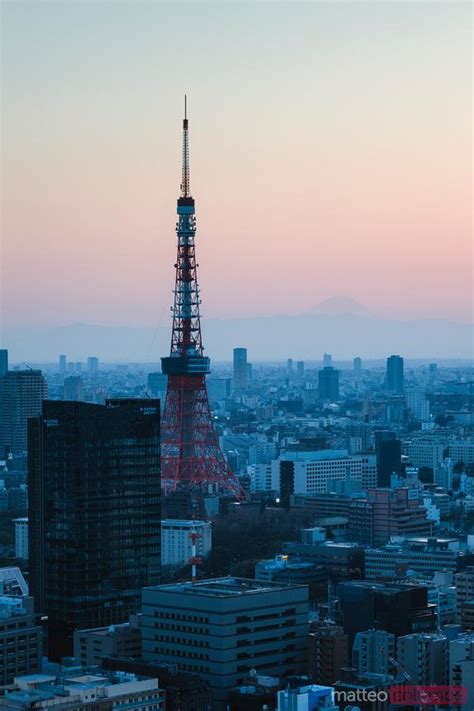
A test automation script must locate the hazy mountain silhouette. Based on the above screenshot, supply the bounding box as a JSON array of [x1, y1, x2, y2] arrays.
[[309, 296, 371, 316], [3, 305, 473, 362]]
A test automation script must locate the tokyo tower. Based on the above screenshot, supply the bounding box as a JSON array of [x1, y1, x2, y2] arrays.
[[160, 99, 245, 500]]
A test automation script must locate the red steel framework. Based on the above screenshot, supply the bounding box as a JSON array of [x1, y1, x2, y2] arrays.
[[160, 99, 244, 500]]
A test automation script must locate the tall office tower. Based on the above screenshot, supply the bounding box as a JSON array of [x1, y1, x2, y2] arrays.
[[375, 430, 401, 487], [160, 103, 244, 500], [296, 360, 305, 378], [353, 356, 362, 374], [386, 354, 404, 394], [28, 399, 161, 661], [58, 354, 66, 373], [318, 367, 339, 401], [323, 353, 332, 368], [142, 577, 309, 708], [0, 370, 48, 456], [0, 349, 8, 377], [87, 356, 99, 373], [233, 347, 248, 390], [13, 517, 29, 559], [455, 567, 474, 630], [308, 624, 348, 685], [63, 374, 84, 401], [287, 358, 293, 372], [75, 361, 82, 372], [396, 633, 448, 685], [352, 629, 395, 676]]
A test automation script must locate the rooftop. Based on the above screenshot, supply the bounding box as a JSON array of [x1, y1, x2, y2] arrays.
[[146, 576, 306, 597]]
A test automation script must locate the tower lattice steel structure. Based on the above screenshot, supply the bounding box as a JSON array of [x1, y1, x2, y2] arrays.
[[161, 100, 244, 500]]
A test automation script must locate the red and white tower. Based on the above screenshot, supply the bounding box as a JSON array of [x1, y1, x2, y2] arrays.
[[160, 99, 244, 500]]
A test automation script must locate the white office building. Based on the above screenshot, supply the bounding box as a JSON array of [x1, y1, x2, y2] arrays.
[[270, 451, 376, 496], [161, 519, 212, 567], [13, 518, 28, 559]]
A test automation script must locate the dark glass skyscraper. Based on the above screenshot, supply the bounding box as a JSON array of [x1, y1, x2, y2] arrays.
[[28, 399, 161, 661], [375, 429, 402, 487], [318, 366, 340, 401], [386, 354, 404, 394]]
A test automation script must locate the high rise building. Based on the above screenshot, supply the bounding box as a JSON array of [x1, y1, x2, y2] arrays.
[[87, 356, 99, 373], [323, 353, 332, 368], [0, 349, 8, 377], [58, 354, 66, 373], [308, 624, 348, 685], [455, 567, 474, 630], [296, 361, 305, 378], [337, 581, 436, 645], [353, 356, 362, 374], [386, 355, 404, 394], [233, 348, 248, 390], [352, 629, 395, 676], [405, 387, 430, 422], [0, 370, 48, 455], [142, 577, 309, 709], [287, 358, 293, 372], [407, 439, 444, 470], [160, 105, 243, 499], [28, 399, 161, 661], [367, 487, 431, 546], [63, 374, 84, 401], [13, 517, 28, 559], [375, 430, 401, 487], [318, 367, 339, 401], [396, 633, 447, 685]]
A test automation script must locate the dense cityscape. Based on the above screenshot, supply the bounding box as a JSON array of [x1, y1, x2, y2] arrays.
[[1, 2, 472, 709], [0, 112, 472, 709]]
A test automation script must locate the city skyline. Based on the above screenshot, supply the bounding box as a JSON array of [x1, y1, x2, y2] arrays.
[[2, 1, 472, 343]]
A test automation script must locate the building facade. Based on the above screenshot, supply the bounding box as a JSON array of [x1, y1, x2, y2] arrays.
[[0, 370, 48, 456], [142, 577, 309, 709], [28, 399, 161, 661]]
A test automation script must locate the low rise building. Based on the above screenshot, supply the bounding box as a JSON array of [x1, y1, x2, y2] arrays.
[[0, 670, 164, 710], [0, 568, 42, 686], [73, 615, 141, 667]]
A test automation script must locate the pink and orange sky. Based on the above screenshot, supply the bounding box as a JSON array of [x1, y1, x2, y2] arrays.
[[1, 1, 472, 334]]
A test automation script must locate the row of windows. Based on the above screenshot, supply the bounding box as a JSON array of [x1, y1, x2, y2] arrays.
[[154, 611, 209, 623], [153, 646, 209, 661], [155, 635, 209, 648]]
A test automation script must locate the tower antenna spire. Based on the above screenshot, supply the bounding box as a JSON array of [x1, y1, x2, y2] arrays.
[[181, 94, 190, 197]]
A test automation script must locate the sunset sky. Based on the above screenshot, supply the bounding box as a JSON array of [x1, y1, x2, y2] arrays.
[[2, 1, 472, 334]]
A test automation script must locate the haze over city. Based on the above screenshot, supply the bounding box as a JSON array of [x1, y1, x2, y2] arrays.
[[2, 1, 472, 362]]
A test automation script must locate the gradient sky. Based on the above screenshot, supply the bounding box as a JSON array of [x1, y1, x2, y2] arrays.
[[1, 1, 472, 334]]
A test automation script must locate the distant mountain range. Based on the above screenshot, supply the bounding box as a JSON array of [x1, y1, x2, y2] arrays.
[[3, 298, 473, 363]]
